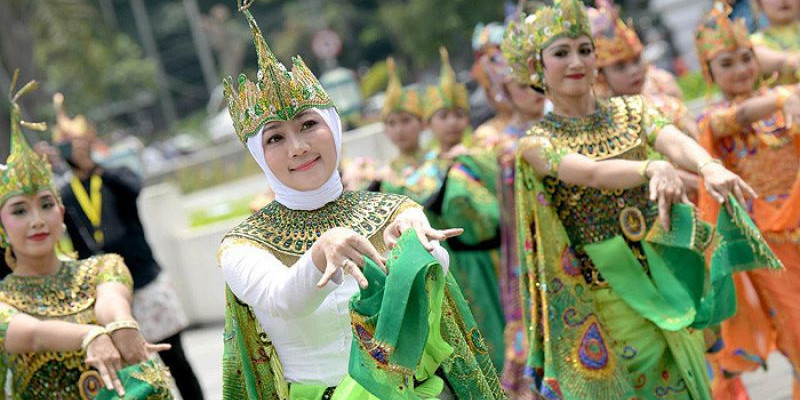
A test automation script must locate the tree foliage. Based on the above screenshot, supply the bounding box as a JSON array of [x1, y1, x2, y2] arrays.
[[32, 0, 157, 119]]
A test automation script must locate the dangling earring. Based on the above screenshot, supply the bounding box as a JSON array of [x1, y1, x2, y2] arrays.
[[5, 246, 16, 270]]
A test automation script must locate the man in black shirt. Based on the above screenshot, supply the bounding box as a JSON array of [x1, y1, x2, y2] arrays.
[[55, 102, 204, 399]]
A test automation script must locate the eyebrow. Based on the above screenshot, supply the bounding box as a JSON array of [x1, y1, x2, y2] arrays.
[[295, 110, 315, 119], [263, 123, 281, 133], [7, 200, 25, 208]]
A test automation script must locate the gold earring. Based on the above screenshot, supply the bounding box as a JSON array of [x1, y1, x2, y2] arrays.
[[5, 246, 16, 270]]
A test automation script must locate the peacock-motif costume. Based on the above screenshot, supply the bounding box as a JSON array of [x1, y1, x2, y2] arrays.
[[516, 93, 781, 400], [0, 256, 172, 400], [219, 192, 505, 399], [0, 72, 172, 400], [219, 3, 503, 398]]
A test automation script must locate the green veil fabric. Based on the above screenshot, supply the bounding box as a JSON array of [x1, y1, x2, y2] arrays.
[[347, 230, 452, 399], [222, 232, 506, 400], [515, 157, 782, 399], [93, 358, 174, 400]]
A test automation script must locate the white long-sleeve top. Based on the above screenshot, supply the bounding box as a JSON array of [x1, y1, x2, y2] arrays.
[[220, 208, 450, 387]]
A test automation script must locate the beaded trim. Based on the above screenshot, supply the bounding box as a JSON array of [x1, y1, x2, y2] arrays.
[[223, 191, 414, 259], [0, 255, 129, 317]]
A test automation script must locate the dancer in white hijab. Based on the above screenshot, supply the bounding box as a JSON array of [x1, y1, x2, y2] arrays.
[[216, 5, 477, 398]]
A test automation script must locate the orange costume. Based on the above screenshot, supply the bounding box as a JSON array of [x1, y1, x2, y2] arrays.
[[696, 3, 800, 399]]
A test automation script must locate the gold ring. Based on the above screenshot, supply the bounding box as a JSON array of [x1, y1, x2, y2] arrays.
[[342, 259, 356, 274]]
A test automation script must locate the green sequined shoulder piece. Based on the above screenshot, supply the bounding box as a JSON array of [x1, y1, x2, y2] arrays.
[[223, 191, 415, 259], [0, 256, 111, 317]]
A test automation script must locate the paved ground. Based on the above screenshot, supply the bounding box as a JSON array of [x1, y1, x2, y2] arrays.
[[181, 324, 794, 399]]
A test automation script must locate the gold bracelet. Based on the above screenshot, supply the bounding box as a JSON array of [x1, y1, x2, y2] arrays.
[[105, 319, 140, 334], [81, 326, 107, 352], [774, 86, 794, 110], [697, 158, 722, 173], [639, 159, 653, 181]]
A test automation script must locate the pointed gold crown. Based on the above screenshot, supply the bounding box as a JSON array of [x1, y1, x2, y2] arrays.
[[0, 71, 56, 246], [424, 47, 470, 120], [588, 0, 643, 68], [52, 92, 95, 143], [695, 1, 751, 84], [502, 0, 592, 89], [223, 0, 334, 144], [382, 57, 425, 119]]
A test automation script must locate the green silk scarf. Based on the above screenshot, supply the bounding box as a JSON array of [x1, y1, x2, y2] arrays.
[[348, 230, 452, 399]]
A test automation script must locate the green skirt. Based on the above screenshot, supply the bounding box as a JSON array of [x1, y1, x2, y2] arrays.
[[591, 287, 710, 400]]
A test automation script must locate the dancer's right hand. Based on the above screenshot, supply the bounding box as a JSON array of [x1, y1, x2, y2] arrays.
[[312, 227, 386, 289], [646, 160, 690, 231], [85, 333, 126, 397]]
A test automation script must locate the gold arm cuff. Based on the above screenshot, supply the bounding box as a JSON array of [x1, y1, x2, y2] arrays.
[[639, 159, 653, 181], [775, 86, 794, 110], [81, 326, 107, 352], [105, 319, 140, 334], [697, 158, 723, 174]]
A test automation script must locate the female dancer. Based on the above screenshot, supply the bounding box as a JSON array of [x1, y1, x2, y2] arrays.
[[218, 4, 505, 399], [0, 73, 172, 399], [696, 2, 800, 397], [502, 0, 770, 397]]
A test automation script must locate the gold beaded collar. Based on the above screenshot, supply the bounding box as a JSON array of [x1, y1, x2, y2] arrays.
[[532, 96, 645, 160], [223, 191, 415, 260], [0, 259, 94, 317]]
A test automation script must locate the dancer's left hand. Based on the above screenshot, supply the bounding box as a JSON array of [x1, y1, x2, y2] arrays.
[[110, 328, 171, 365], [700, 162, 757, 210], [384, 210, 463, 251]]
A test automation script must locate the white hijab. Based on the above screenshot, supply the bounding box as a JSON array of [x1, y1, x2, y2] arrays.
[[246, 107, 344, 211]]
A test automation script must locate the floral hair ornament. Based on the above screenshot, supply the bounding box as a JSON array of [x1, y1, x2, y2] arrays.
[[223, 0, 334, 145], [695, 1, 752, 85], [502, 0, 593, 90], [0, 70, 55, 247], [424, 47, 470, 120], [382, 57, 425, 120], [588, 0, 643, 68]]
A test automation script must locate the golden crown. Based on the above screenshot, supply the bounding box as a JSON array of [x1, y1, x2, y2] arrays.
[[382, 57, 425, 119], [424, 47, 470, 120], [588, 0, 643, 68], [0, 71, 55, 245], [503, 0, 593, 89], [223, 0, 334, 144], [695, 1, 751, 84]]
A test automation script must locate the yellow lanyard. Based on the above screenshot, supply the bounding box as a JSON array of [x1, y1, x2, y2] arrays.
[[70, 174, 104, 243]]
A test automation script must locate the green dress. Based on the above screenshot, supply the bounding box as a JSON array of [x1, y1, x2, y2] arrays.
[[219, 191, 505, 399], [0, 255, 173, 400], [394, 150, 506, 372], [515, 96, 781, 399]]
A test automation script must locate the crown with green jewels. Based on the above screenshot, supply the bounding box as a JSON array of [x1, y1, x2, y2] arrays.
[[382, 57, 424, 119], [223, 0, 334, 144], [503, 0, 592, 89], [695, 1, 751, 85], [0, 70, 56, 246], [424, 47, 470, 120]]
